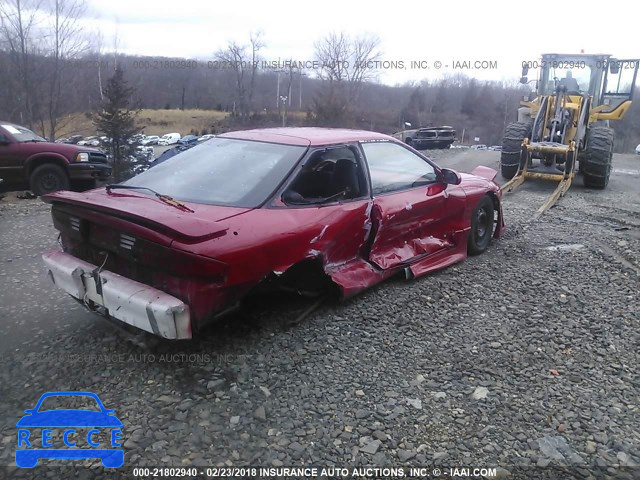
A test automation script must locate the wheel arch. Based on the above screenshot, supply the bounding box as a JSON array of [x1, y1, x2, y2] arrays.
[[25, 154, 69, 180]]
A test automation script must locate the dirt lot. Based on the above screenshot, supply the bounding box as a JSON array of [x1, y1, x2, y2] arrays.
[[0, 150, 638, 479]]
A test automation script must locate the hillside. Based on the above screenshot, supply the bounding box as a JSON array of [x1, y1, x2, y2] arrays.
[[56, 109, 230, 138]]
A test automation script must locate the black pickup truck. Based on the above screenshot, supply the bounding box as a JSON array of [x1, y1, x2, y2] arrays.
[[392, 126, 457, 150]]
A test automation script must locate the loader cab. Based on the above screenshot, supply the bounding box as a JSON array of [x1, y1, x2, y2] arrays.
[[536, 54, 607, 100], [528, 53, 639, 109]]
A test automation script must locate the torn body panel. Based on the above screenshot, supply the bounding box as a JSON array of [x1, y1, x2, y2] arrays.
[[368, 184, 467, 270]]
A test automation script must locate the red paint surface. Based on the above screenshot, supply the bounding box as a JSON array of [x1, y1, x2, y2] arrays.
[[42, 129, 505, 335]]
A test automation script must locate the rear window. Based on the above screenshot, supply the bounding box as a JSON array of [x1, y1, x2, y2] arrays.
[[123, 138, 306, 207]]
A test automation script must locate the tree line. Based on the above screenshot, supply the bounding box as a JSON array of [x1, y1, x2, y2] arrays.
[[1, 0, 639, 151]]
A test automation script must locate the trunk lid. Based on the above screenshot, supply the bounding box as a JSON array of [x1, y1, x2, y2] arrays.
[[43, 189, 251, 243]]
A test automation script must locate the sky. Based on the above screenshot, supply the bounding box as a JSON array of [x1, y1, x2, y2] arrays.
[[83, 0, 640, 86]]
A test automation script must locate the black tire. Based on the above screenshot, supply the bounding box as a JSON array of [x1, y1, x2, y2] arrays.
[[29, 164, 70, 196], [500, 121, 532, 179], [582, 126, 614, 189], [405, 137, 413, 146], [468, 195, 494, 255]]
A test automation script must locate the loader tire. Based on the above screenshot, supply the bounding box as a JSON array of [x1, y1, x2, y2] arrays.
[[582, 126, 614, 189], [500, 122, 532, 179]]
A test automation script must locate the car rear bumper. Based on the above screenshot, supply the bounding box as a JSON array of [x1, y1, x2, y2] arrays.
[[42, 250, 191, 339], [67, 163, 112, 181]]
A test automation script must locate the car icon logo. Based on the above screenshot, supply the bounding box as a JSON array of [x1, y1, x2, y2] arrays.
[[16, 391, 124, 468]]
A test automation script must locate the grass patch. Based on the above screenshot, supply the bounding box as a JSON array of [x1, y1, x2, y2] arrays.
[[56, 109, 230, 138]]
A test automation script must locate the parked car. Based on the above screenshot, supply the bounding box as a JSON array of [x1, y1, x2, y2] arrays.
[[135, 145, 155, 156], [77, 136, 100, 147], [635, 144, 640, 155], [63, 135, 84, 145], [140, 135, 160, 146], [0, 121, 111, 195], [471, 144, 488, 150], [392, 126, 456, 150], [150, 143, 196, 167], [197, 134, 216, 142], [158, 133, 181, 146], [177, 135, 198, 146], [488, 145, 502, 151], [42, 127, 505, 340], [128, 134, 146, 145]]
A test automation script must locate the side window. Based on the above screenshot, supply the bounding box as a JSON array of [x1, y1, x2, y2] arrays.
[[283, 146, 365, 205], [361, 141, 437, 195]]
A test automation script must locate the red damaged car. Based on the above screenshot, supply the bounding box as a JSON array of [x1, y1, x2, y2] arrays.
[[42, 128, 505, 339]]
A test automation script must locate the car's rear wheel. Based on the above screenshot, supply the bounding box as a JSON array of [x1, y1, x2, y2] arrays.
[[468, 196, 494, 255], [30, 164, 70, 195]]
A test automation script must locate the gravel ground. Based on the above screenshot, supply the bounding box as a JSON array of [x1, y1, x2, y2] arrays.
[[0, 152, 639, 479]]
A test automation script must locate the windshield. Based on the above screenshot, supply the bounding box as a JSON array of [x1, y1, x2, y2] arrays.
[[122, 138, 306, 207], [541, 65, 594, 95], [1, 124, 45, 142]]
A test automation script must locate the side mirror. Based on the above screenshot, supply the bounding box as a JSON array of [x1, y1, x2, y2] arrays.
[[440, 168, 461, 185], [520, 76, 528, 84]]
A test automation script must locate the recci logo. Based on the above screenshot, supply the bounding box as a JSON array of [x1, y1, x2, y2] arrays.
[[15, 391, 124, 468]]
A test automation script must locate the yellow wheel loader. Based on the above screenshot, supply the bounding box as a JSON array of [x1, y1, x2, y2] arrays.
[[500, 53, 639, 219]]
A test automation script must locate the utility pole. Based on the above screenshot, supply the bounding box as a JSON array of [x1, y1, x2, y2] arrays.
[[275, 69, 285, 109], [280, 95, 288, 127], [299, 72, 307, 110]]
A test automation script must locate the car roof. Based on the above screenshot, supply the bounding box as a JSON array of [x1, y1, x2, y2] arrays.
[[218, 127, 392, 147]]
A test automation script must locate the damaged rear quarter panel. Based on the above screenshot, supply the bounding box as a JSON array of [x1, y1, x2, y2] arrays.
[[170, 199, 374, 293]]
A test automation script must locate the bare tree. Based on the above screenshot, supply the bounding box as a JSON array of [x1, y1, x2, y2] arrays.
[[313, 31, 381, 124], [216, 41, 247, 116], [247, 31, 264, 113], [0, 0, 43, 127], [216, 31, 264, 119], [42, 0, 89, 139]]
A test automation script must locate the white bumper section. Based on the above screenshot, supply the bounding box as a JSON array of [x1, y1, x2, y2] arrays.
[[42, 250, 191, 339]]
